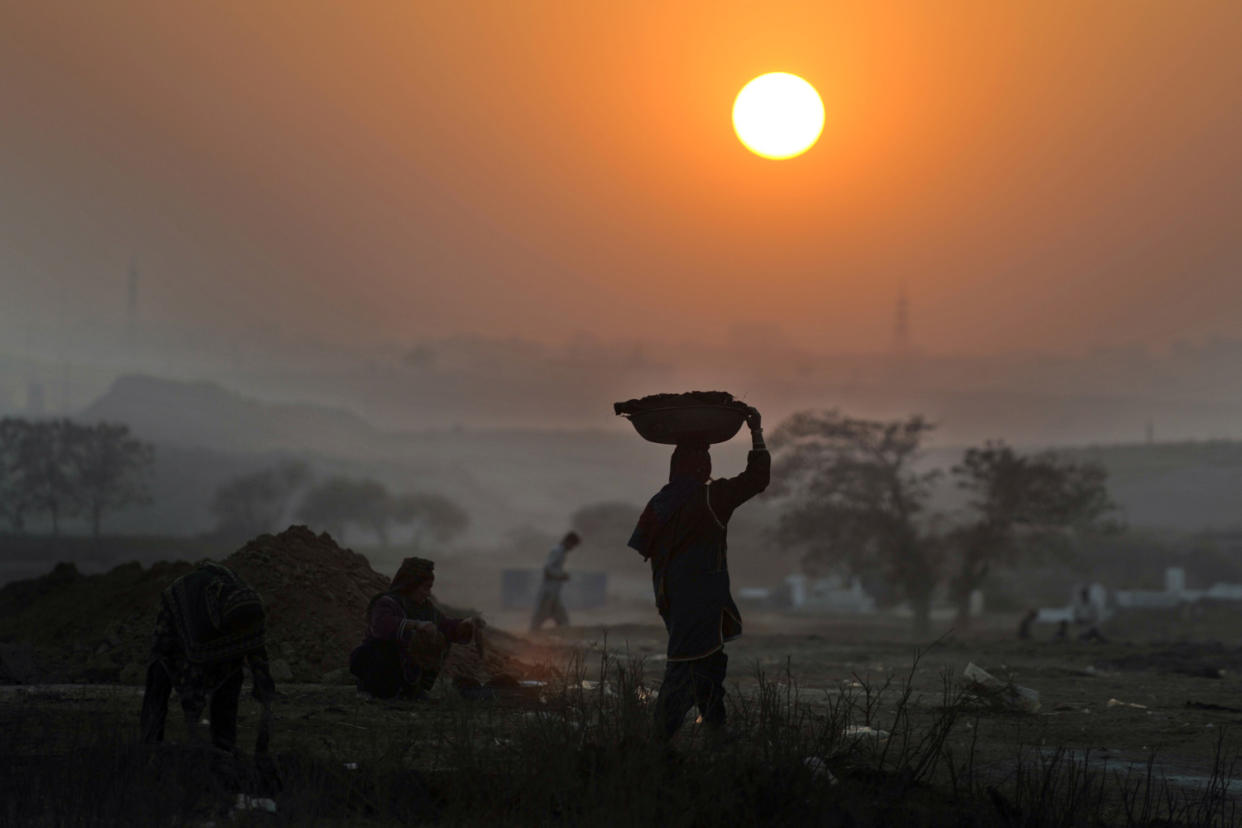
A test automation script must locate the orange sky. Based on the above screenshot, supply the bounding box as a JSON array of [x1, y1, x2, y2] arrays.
[[2, 1, 1240, 354]]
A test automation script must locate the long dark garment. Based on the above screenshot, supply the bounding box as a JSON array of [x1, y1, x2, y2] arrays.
[[140, 563, 275, 752], [629, 447, 770, 735], [653, 651, 728, 737], [350, 591, 467, 699]]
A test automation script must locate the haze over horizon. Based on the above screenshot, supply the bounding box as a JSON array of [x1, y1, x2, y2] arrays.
[[3, 2, 1241, 359]]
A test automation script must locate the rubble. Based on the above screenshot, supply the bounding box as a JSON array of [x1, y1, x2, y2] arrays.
[[1106, 698, 1148, 710], [962, 662, 1041, 714]]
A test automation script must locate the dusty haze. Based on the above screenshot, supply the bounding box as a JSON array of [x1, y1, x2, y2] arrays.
[[3, 2, 1241, 354]]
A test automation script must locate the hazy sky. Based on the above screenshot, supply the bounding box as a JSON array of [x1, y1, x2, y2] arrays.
[[3, 1, 1240, 355]]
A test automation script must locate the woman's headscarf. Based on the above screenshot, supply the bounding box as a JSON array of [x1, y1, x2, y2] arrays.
[[669, 442, 711, 482], [391, 556, 435, 594], [629, 443, 712, 560]]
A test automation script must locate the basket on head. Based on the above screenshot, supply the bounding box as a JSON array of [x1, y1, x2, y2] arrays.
[[614, 392, 749, 445]]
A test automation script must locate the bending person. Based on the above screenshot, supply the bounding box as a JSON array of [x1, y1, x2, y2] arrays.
[[628, 406, 769, 740], [140, 561, 275, 754]]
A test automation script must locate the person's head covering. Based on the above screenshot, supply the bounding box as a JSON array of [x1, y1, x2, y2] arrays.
[[166, 562, 266, 663], [562, 531, 581, 548], [669, 442, 711, 483], [628, 443, 711, 561], [391, 556, 435, 593], [219, 585, 265, 632], [203, 567, 264, 632]]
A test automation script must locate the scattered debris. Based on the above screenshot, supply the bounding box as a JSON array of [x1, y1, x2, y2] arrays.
[[803, 756, 839, 785], [842, 725, 890, 741], [1106, 698, 1148, 710], [963, 662, 1041, 713], [234, 794, 277, 813]]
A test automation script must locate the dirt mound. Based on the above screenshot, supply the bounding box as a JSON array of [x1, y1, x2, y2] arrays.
[[221, 526, 388, 681], [0, 558, 195, 683], [0, 526, 555, 685]]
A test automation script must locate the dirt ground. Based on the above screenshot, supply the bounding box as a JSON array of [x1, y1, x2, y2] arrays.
[[4, 607, 1241, 805]]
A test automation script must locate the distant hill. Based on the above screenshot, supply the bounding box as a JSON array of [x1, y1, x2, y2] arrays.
[[81, 374, 380, 454]]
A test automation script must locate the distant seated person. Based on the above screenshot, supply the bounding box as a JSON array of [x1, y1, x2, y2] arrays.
[[350, 556, 483, 700], [140, 561, 276, 754]]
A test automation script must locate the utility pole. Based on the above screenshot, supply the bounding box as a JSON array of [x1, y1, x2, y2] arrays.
[[127, 257, 139, 347]]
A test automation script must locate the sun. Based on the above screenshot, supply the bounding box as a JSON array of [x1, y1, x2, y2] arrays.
[[732, 73, 825, 160]]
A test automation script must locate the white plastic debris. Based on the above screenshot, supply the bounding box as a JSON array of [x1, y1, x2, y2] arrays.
[[963, 662, 1041, 713], [343, 762, 358, 771], [234, 794, 277, 813], [803, 756, 840, 785], [1107, 698, 1148, 710], [842, 725, 889, 741]]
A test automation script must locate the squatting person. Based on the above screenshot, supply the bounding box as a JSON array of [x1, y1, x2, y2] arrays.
[[628, 406, 769, 739], [350, 556, 482, 699], [140, 561, 276, 753], [529, 530, 581, 632]]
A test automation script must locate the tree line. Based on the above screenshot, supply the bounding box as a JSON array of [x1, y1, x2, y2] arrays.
[[769, 410, 1117, 632], [209, 461, 468, 548], [0, 418, 155, 537]]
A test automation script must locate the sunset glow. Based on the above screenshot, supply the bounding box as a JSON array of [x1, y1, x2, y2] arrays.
[[732, 73, 825, 160]]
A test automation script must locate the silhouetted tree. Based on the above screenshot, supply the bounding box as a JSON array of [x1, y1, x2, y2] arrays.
[[770, 410, 943, 633], [69, 422, 155, 538], [296, 476, 391, 544], [389, 492, 469, 548], [209, 460, 310, 540], [948, 442, 1117, 626], [0, 418, 32, 533], [15, 419, 79, 535]]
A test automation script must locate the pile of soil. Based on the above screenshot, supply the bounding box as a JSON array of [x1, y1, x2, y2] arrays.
[[612, 390, 746, 416], [0, 526, 553, 686]]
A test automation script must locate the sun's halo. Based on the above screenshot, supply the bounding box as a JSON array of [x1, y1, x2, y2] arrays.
[[732, 73, 824, 160]]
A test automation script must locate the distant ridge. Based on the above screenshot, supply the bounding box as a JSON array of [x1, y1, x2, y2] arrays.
[[80, 374, 379, 453]]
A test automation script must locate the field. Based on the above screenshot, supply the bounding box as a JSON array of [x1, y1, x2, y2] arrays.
[[4, 609, 1241, 826]]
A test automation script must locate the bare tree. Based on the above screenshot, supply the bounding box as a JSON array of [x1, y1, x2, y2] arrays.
[[770, 410, 943, 633], [69, 422, 155, 538], [15, 420, 79, 535], [296, 476, 392, 544], [0, 419, 33, 533], [948, 442, 1117, 626], [390, 491, 469, 548], [209, 460, 309, 540]]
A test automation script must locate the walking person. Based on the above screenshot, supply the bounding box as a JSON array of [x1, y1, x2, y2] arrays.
[[628, 406, 769, 740], [529, 531, 581, 632]]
